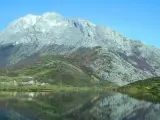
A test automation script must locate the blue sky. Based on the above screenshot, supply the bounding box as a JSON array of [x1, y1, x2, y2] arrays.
[[1, 0, 160, 47]]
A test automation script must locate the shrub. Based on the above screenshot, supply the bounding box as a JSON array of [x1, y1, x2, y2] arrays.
[[7, 72, 19, 77]]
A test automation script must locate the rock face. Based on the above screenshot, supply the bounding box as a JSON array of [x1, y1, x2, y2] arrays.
[[0, 12, 160, 85]]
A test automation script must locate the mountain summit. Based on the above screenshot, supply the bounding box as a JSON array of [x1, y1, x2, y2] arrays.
[[0, 12, 160, 85]]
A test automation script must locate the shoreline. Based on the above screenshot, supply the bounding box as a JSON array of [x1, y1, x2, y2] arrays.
[[0, 84, 117, 92]]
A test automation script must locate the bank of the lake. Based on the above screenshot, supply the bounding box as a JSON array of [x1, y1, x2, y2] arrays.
[[0, 83, 118, 92]]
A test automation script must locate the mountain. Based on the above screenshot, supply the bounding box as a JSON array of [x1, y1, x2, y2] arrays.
[[0, 12, 160, 85]]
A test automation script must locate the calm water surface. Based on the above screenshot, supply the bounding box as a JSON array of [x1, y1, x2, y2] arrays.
[[0, 92, 160, 120]]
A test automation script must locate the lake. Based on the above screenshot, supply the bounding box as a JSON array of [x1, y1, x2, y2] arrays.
[[0, 91, 159, 120]]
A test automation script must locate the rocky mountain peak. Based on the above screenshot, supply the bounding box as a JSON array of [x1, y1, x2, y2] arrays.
[[41, 12, 64, 19]]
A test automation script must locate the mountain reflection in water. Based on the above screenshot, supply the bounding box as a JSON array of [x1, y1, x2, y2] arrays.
[[0, 92, 159, 120]]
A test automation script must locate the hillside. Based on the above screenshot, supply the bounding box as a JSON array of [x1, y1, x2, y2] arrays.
[[121, 77, 160, 92], [0, 54, 116, 91], [119, 77, 160, 103]]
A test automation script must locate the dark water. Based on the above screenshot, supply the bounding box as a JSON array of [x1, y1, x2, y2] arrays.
[[0, 92, 160, 120]]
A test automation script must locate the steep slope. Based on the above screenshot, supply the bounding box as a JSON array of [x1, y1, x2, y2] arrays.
[[0, 12, 160, 85], [68, 46, 155, 85]]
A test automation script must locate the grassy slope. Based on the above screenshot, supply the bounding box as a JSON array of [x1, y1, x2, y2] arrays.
[[0, 55, 116, 91], [119, 77, 160, 103]]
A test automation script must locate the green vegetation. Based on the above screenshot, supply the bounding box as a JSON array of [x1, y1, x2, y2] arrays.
[[119, 77, 160, 103], [0, 84, 111, 92], [0, 55, 116, 91]]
